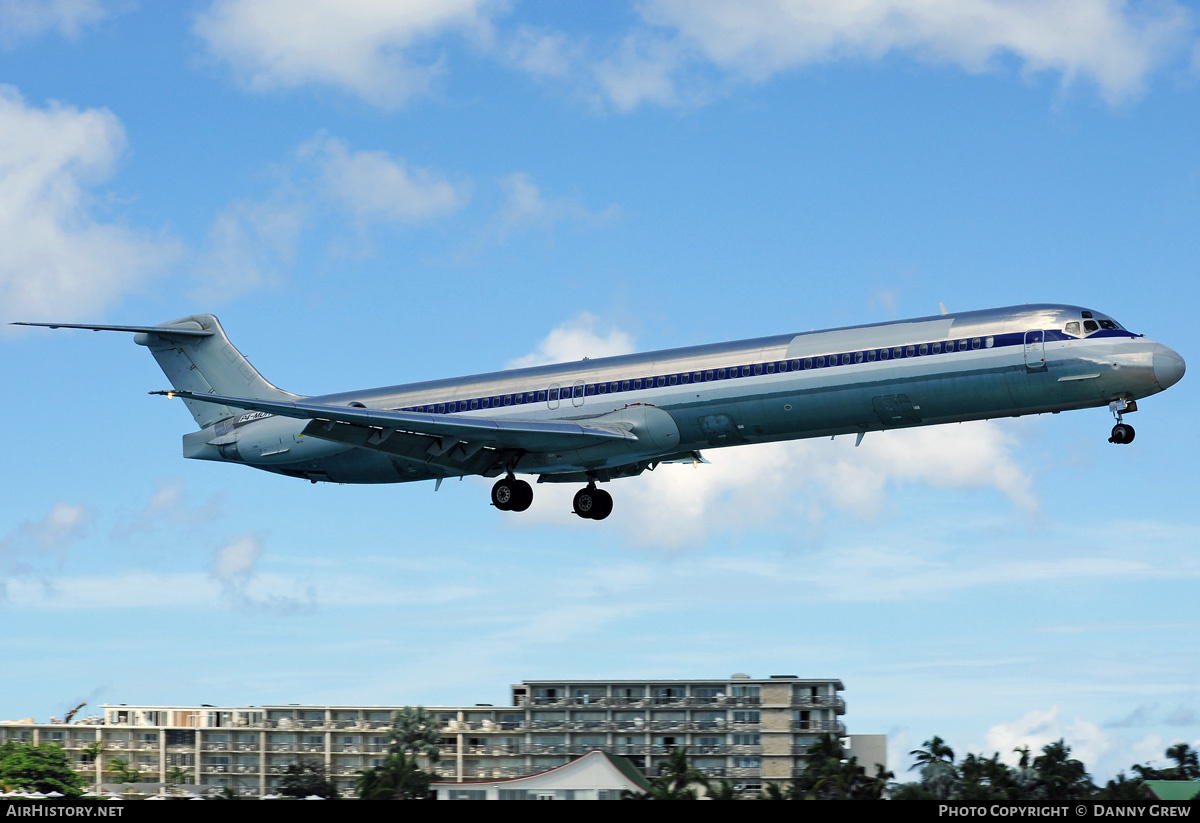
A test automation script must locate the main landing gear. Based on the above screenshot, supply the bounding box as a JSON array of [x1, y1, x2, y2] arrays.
[[490, 476, 614, 520], [1108, 398, 1137, 445], [573, 484, 613, 521], [491, 476, 533, 511]]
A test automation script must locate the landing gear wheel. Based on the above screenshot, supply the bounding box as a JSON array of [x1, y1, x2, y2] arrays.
[[509, 479, 533, 512], [573, 487, 613, 520], [590, 488, 613, 521], [1108, 423, 1135, 444], [491, 478, 517, 510]]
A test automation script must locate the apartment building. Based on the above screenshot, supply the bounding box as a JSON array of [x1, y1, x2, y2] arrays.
[[0, 673, 862, 798]]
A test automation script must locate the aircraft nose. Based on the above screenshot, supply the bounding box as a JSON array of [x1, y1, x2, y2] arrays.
[[1153, 344, 1186, 390]]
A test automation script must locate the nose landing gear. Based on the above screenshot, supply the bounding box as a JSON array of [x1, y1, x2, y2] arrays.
[[1108, 398, 1137, 445]]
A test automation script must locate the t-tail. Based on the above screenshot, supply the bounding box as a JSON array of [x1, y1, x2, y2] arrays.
[[14, 314, 295, 427]]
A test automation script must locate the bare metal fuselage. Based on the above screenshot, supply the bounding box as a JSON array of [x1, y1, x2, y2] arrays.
[[179, 304, 1184, 485]]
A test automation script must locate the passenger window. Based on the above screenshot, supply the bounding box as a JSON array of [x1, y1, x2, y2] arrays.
[[470, 400, 479, 410], [668, 375, 677, 386], [586, 385, 595, 395], [816, 356, 825, 367], [854, 352, 863, 364], [767, 362, 776, 373], [634, 379, 643, 389], [906, 346, 915, 357], [959, 340, 968, 351], [919, 344, 928, 355], [538, 391, 547, 401], [880, 349, 889, 360], [893, 347, 902, 358], [842, 354, 851, 365], [503, 395, 512, 405], [704, 371, 713, 381], [804, 358, 812, 369], [985, 336, 994, 348], [971, 338, 981, 349], [754, 364, 763, 375], [790, 360, 800, 370], [867, 350, 876, 361], [717, 369, 726, 379]]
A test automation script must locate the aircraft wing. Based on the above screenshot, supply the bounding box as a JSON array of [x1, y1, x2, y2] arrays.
[[154, 389, 637, 453]]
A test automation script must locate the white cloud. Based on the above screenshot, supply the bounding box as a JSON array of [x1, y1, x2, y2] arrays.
[[983, 706, 1114, 772], [212, 533, 262, 583], [192, 197, 305, 302], [0, 86, 177, 327], [300, 134, 466, 224], [195, 0, 499, 108], [0, 0, 110, 46], [505, 311, 636, 369], [572, 420, 1035, 549], [0, 501, 92, 600], [600, 0, 1196, 109]]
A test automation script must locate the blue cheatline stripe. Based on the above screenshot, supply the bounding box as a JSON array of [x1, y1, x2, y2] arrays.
[[394, 329, 1137, 414]]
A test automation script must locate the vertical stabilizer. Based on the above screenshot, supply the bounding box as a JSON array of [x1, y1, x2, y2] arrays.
[[134, 314, 294, 427]]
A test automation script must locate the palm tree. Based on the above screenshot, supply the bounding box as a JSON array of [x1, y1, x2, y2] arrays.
[[624, 747, 707, 800], [908, 735, 958, 800], [355, 751, 432, 800], [388, 707, 441, 766], [1032, 739, 1095, 802], [1165, 743, 1200, 780], [705, 779, 741, 800]]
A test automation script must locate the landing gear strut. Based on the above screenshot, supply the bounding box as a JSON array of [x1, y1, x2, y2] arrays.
[[572, 484, 613, 520], [1108, 398, 1137, 445], [491, 476, 533, 511]]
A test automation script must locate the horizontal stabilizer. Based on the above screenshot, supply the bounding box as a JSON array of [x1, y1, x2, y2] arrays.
[[154, 389, 637, 451], [12, 321, 213, 337]]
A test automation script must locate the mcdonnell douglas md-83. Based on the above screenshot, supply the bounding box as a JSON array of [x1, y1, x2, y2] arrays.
[[17, 304, 1185, 520]]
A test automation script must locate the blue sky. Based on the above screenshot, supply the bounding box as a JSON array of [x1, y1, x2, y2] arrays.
[[1, 0, 1198, 782]]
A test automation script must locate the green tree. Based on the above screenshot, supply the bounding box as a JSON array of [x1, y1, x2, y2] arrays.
[[623, 747, 707, 800], [279, 760, 340, 799], [166, 766, 191, 786], [705, 778, 741, 800], [355, 751, 433, 800], [0, 742, 88, 796], [1031, 740, 1096, 802], [908, 735, 959, 800], [388, 707, 441, 766], [105, 755, 142, 785]]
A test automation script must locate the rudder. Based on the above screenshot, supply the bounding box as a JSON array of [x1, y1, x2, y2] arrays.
[[135, 314, 294, 428]]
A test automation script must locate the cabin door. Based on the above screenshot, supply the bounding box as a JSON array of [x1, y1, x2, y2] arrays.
[[1023, 330, 1047, 372]]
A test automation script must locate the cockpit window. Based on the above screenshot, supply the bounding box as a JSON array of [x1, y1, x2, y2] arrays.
[[1065, 321, 1080, 336], [1084, 320, 1099, 333], [1098, 319, 1119, 330]]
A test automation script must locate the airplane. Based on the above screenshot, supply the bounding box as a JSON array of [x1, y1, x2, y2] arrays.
[[16, 303, 1185, 520]]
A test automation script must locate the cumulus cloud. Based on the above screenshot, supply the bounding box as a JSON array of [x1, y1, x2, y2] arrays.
[[0, 501, 92, 600], [598, 0, 1196, 109], [984, 706, 1113, 770], [505, 311, 636, 369], [192, 197, 305, 302], [194, 0, 499, 108], [211, 532, 316, 614], [299, 134, 466, 225], [0, 0, 110, 46], [0, 86, 177, 327]]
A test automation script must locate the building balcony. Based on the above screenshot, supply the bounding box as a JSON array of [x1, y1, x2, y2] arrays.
[[789, 721, 846, 734]]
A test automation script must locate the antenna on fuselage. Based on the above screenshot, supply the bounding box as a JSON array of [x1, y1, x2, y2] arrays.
[[939, 303, 949, 316]]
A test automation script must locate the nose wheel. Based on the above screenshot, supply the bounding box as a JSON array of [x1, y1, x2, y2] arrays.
[[572, 486, 613, 520], [491, 477, 533, 511], [1108, 398, 1137, 445], [1109, 423, 1135, 444]]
